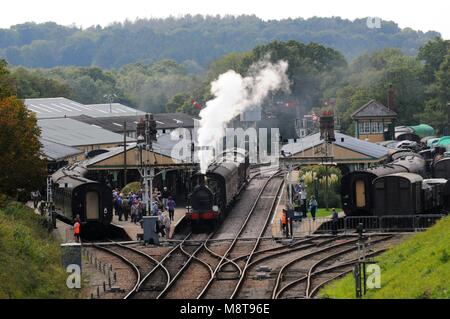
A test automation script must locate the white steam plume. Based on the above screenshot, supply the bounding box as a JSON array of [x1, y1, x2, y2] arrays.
[[197, 59, 289, 173]]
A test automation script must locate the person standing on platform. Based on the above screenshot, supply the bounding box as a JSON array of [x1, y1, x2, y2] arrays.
[[280, 209, 287, 235], [309, 196, 318, 221], [162, 187, 170, 211], [130, 200, 139, 224], [163, 213, 171, 239], [117, 194, 124, 221], [331, 208, 339, 235], [73, 217, 81, 243], [152, 200, 159, 216], [166, 196, 176, 221]]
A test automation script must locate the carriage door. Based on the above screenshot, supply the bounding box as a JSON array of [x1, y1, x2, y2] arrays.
[[86, 191, 99, 220], [355, 180, 366, 208]]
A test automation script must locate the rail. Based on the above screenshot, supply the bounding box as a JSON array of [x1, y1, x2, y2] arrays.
[[288, 214, 445, 237], [197, 169, 283, 299]]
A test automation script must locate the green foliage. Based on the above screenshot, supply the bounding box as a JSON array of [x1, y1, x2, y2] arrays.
[[299, 165, 342, 209], [0, 59, 16, 99], [121, 181, 141, 195], [11, 67, 73, 98], [0, 200, 78, 298], [418, 37, 450, 83], [419, 52, 450, 133], [10, 59, 197, 113], [320, 216, 450, 299], [0, 17, 439, 68], [337, 49, 426, 133], [0, 74, 46, 196]]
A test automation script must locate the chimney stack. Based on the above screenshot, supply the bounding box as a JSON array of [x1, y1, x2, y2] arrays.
[[388, 84, 395, 111]]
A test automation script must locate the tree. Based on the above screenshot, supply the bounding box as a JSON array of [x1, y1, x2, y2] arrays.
[[0, 17, 439, 68], [419, 54, 450, 133], [418, 37, 450, 83], [336, 49, 426, 133], [12, 67, 73, 99], [0, 96, 46, 196], [0, 59, 16, 99]]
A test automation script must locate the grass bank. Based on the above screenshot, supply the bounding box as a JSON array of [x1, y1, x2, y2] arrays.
[[320, 216, 450, 299], [0, 197, 78, 298]]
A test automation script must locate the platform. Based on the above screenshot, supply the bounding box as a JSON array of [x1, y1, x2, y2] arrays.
[[270, 181, 344, 238], [111, 206, 186, 240]]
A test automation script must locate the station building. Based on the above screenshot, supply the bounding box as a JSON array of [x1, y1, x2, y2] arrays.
[[351, 100, 397, 143], [84, 133, 195, 201], [281, 131, 389, 174]]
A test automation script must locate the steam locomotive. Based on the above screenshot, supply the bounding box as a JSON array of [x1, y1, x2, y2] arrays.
[[186, 149, 250, 229], [51, 163, 113, 235]]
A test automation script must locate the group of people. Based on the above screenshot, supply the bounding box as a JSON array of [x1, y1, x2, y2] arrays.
[[291, 195, 319, 220], [280, 195, 340, 236], [112, 186, 176, 239]]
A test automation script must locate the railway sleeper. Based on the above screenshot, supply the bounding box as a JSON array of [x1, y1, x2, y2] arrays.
[[140, 284, 165, 291], [216, 274, 240, 280]]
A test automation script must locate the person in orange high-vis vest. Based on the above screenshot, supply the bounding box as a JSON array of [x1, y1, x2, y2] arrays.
[[280, 209, 287, 234], [73, 218, 81, 243]]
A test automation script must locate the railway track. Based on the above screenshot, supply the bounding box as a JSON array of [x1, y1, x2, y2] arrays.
[[89, 243, 143, 299], [198, 170, 285, 299], [272, 234, 395, 299], [84, 162, 404, 300]]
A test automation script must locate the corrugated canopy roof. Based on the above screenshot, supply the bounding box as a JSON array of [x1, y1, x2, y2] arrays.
[[72, 113, 198, 133], [85, 133, 189, 166], [281, 131, 389, 159], [25, 97, 145, 119], [40, 139, 83, 161], [38, 118, 135, 147], [85, 103, 146, 117]]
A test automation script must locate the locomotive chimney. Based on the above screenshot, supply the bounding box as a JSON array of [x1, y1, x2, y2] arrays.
[[198, 174, 206, 186], [388, 84, 395, 111]]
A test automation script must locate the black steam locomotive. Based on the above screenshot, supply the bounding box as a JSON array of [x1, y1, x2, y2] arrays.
[[186, 149, 250, 229], [51, 163, 113, 235]]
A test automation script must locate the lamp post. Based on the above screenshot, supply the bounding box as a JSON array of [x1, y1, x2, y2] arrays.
[[103, 93, 117, 113], [137, 134, 154, 216]]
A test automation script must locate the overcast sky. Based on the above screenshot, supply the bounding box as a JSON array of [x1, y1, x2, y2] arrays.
[[1, 0, 449, 38]]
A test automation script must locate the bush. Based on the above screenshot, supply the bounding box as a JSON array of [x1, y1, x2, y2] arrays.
[[299, 165, 342, 209], [0, 199, 78, 298], [121, 181, 142, 195]]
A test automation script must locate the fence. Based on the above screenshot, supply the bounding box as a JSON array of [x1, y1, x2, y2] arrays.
[[292, 214, 445, 237]]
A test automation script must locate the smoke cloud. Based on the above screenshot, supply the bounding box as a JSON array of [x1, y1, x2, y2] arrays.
[[197, 59, 289, 173]]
